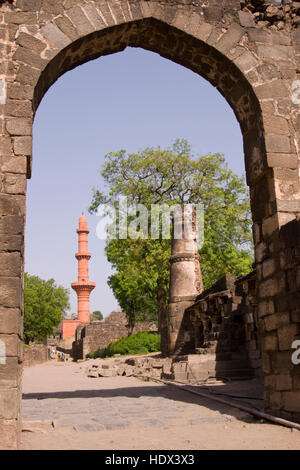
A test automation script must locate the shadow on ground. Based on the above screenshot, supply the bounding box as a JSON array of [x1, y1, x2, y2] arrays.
[[23, 378, 265, 423]]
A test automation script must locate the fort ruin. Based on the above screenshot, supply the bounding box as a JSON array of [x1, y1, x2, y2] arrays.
[[0, 0, 300, 449]]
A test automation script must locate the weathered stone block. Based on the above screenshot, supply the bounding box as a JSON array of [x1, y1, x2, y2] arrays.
[[6, 119, 32, 137], [7, 84, 33, 101], [40, 23, 71, 49], [66, 6, 95, 36], [0, 137, 12, 157], [264, 116, 290, 136], [0, 253, 21, 278], [258, 299, 274, 318], [276, 374, 292, 391], [16, 0, 42, 11], [263, 334, 278, 351], [0, 419, 18, 450], [265, 135, 291, 154], [0, 278, 21, 309], [266, 153, 298, 170], [0, 388, 18, 420], [255, 242, 267, 263], [255, 80, 289, 99], [82, 3, 106, 30], [257, 44, 294, 61], [278, 212, 297, 229], [0, 308, 20, 335], [107, 0, 127, 24], [94, 1, 115, 26], [1, 335, 20, 358], [262, 215, 279, 238], [278, 324, 300, 351], [13, 136, 32, 156], [291, 312, 300, 323], [261, 352, 271, 374], [265, 312, 290, 332], [13, 47, 46, 71], [5, 12, 37, 25], [238, 11, 256, 28], [234, 51, 257, 73], [216, 24, 245, 53], [265, 374, 276, 390], [16, 65, 40, 87], [282, 391, 300, 412], [268, 391, 282, 410], [54, 16, 79, 41], [0, 235, 23, 253], [0, 357, 20, 388], [262, 258, 276, 278], [16, 32, 46, 54], [0, 195, 25, 216], [6, 100, 32, 118], [0, 215, 23, 236], [3, 174, 26, 195], [42, 0, 64, 15], [272, 351, 294, 373]]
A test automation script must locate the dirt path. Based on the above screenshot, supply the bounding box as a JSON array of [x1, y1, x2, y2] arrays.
[[21, 360, 300, 450]]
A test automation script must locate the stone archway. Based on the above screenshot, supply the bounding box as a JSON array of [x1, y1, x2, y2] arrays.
[[0, 0, 299, 449]]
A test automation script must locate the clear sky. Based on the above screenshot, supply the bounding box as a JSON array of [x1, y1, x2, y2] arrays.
[[25, 46, 244, 318]]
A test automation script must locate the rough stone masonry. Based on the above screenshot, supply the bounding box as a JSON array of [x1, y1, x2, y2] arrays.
[[0, 0, 300, 449]]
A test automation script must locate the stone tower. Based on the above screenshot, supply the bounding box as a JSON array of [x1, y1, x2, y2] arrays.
[[71, 214, 96, 324], [168, 206, 203, 355]]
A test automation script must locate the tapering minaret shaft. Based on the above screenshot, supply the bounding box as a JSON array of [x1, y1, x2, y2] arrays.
[[167, 205, 203, 355], [71, 215, 95, 324]]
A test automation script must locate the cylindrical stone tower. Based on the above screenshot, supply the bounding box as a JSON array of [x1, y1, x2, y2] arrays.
[[71, 214, 96, 324], [168, 205, 203, 355]]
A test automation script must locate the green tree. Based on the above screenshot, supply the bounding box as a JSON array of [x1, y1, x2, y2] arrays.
[[89, 139, 253, 330], [24, 273, 70, 344], [105, 237, 170, 333], [90, 310, 104, 322]]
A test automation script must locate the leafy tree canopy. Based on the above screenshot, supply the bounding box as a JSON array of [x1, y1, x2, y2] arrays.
[[24, 273, 70, 344], [89, 139, 253, 326], [90, 310, 104, 322]]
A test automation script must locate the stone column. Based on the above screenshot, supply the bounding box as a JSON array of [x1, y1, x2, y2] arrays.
[[168, 205, 203, 355]]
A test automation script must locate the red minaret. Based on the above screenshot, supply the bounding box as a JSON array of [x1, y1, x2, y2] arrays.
[[71, 214, 96, 324]]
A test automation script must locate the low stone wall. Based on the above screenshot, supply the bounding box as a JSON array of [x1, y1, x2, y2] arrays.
[[72, 311, 158, 360], [185, 271, 262, 380], [23, 344, 50, 367]]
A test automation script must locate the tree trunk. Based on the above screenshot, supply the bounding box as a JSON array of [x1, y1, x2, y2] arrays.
[[128, 307, 135, 336]]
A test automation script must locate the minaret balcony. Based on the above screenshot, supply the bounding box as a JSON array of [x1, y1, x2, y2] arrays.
[[75, 252, 91, 260]]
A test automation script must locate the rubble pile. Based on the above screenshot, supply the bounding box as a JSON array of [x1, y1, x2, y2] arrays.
[[241, 0, 300, 29], [87, 356, 173, 380]]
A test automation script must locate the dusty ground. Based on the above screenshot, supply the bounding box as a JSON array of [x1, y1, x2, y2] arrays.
[[21, 360, 300, 450]]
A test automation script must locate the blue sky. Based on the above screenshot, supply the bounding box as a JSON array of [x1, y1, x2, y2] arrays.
[[25, 47, 244, 317]]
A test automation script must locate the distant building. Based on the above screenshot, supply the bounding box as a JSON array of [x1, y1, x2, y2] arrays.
[[61, 214, 96, 340]]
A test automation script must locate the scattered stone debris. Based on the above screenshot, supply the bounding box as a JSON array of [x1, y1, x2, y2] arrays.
[[87, 356, 172, 380], [86, 350, 256, 383], [241, 0, 300, 30]]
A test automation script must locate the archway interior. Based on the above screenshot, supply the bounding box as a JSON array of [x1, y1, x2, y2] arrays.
[[28, 50, 246, 317], [33, 19, 265, 186]]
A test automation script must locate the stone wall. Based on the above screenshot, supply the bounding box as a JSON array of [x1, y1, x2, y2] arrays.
[[260, 218, 300, 421], [22, 343, 49, 367], [0, 0, 299, 448], [185, 272, 261, 380], [72, 311, 158, 360]]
